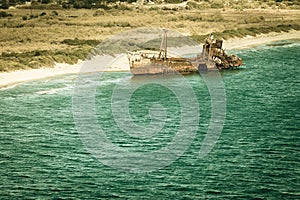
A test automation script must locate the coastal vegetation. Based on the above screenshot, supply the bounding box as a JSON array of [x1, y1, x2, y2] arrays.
[[0, 0, 300, 72]]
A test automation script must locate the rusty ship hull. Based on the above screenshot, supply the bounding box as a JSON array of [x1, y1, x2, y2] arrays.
[[128, 33, 242, 75], [129, 57, 217, 75]]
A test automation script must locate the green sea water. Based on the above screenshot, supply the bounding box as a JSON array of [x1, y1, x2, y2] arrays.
[[0, 41, 299, 199]]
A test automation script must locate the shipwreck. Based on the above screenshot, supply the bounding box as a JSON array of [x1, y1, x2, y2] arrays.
[[127, 32, 243, 75]]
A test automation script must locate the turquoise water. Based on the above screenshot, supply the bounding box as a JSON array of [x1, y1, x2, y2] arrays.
[[1, 41, 299, 199]]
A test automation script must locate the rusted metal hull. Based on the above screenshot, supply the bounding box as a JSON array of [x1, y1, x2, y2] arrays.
[[130, 56, 222, 75], [130, 58, 198, 75], [128, 34, 243, 75]]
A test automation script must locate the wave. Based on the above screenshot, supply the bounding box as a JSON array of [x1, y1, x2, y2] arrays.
[[35, 84, 74, 95], [266, 40, 300, 48], [0, 83, 20, 91], [35, 75, 130, 95]]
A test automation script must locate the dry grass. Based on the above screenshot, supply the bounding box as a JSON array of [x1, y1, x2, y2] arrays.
[[0, 7, 300, 71]]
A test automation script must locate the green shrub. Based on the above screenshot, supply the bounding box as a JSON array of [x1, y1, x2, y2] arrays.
[[40, 12, 47, 16], [73, 1, 86, 9], [62, 3, 71, 9], [15, 24, 24, 28], [22, 3, 62, 10], [211, 1, 224, 9], [0, 11, 12, 18], [0, 2, 9, 9], [61, 38, 101, 46], [162, 7, 178, 11], [51, 10, 59, 16], [41, 0, 51, 4], [164, 0, 183, 3], [29, 14, 39, 19]]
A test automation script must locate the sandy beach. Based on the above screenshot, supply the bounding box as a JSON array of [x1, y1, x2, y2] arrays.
[[1, 30, 300, 88], [223, 30, 300, 50]]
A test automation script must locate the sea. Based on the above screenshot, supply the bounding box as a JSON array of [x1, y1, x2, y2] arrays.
[[0, 40, 299, 199]]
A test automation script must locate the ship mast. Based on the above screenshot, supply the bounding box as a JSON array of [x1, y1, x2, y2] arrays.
[[164, 29, 167, 60], [159, 29, 168, 60]]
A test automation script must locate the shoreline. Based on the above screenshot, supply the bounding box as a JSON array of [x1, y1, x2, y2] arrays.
[[1, 30, 300, 88], [223, 30, 300, 50]]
